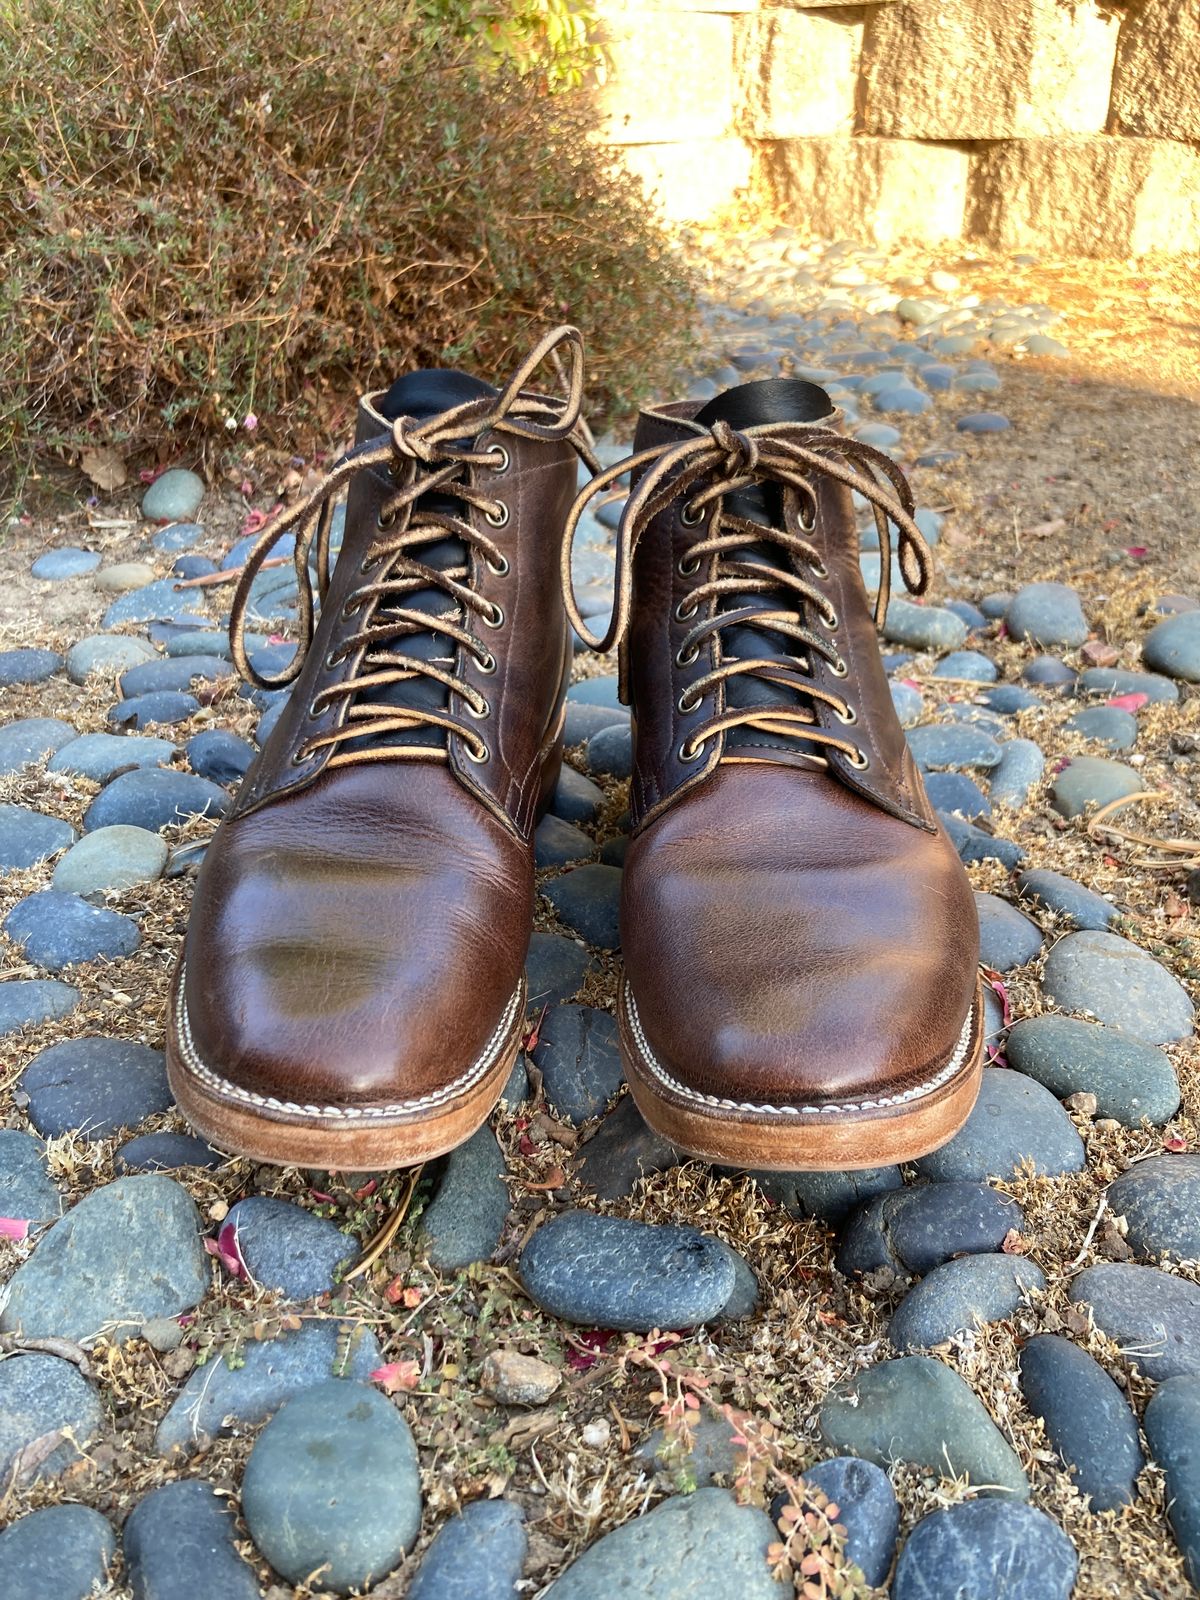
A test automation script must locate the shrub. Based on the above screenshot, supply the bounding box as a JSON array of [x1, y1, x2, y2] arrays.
[[0, 0, 695, 488]]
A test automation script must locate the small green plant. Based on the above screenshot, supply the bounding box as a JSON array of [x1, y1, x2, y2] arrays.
[[412, 0, 605, 91]]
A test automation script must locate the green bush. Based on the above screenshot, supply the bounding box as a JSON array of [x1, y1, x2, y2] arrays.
[[0, 0, 695, 486]]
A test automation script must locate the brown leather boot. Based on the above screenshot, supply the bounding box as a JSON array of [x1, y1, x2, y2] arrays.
[[563, 378, 983, 1171], [167, 328, 593, 1169]]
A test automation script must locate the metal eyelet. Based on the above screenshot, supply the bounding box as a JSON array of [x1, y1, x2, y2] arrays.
[[476, 651, 497, 674], [675, 598, 699, 622], [485, 501, 510, 528], [799, 505, 817, 533], [820, 607, 840, 632], [465, 696, 490, 720], [376, 508, 397, 531], [676, 643, 700, 668], [486, 553, 510, 576], [325, 649, 344, 671], [677, 554, 701, 577], [677, 689, 700, 714], [291, 745, 312, 766], [680, 500, 704, 527], [341, 599, 362, 622], [481, 602, 505, 629], [464, 741, 490, 764], [809, 558, 830, 580], [489, 445, 510, 475], [829, 657, 848, 678], [678, 738, 707, 763], [847, 749, 870, 770], [834, 702, 858, 726]]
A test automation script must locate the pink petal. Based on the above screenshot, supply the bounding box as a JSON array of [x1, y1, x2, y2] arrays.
[[1107, 693, 1148, 714], [370, 1360, 421, 1394], [204, 1220, 248, 1280], [1124, 546, 1148, 559], [0, 1217, 30, 1241]]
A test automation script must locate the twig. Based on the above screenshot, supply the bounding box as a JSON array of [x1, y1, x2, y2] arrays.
[[174, 555, 290, 589], [343, 1165, 423, 1282], [1066, 1194, 1108, 1274]]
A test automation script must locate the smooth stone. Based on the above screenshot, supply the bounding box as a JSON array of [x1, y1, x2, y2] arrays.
[[31, 547, 101, 580], [52, 825, 168, 896], [155, 1319, 382, 1456], [915, 1069, 1085, 1181], [551, 765, 605, 824], [568, 676, 621, 709], [224, 1196, 357, 1297], [119, 654, 231, 698], [535, 813, 594, 869], [578, 1094, 681, 1200], [1144, 611, 1200, 682], [22, 1036, 170, 1138], [419, 1123, 510, 1270], [942, 813, 1026, 868], [184, 728, 255, 783], [1078, 665, 1179, 703], [499, 1054, 530, 1107], [565, 701, 630, 745], [751, 1166, 903, 1222], [102, 578, 208, 630], [837, 1181, 1022, 1278], [0, 804, 76, 872], [408, 1500, 527, 1600], [980, 683, 1042, 714], [1024, 333, 1068, 356], [256, 697, 288, 746], [1015, 868, 1115, 930], [1051, 755, 1143, 818], [890, 680, 923, 726], [526, 930, 592, 1007], [544, 1488, 787, 1600], [1006, 1016, 1179, 1126], [892, 1501, 1076, 1600], [637, 1411, 741, 1488], [0, 648, 61, 686], [116, 1131, 223, 1173], [172, 554, 217, 578], [908, 723, 1002, 771], [1107, 1156, 1200, 1262], [108, 689, 199, 729], [0, 1129, 62, 1221], [1144, 1377, 1200, 1588], [980, 591, 1014, 619], [713, 1240, 760, 1322], [793, 1458, 898, 1588], [882, 599, 968, 651], [851, 421, 902, 449], [0, 1354, 103, 1484], [66, 634, 156, 683], [531, 1005, 623, 1123], [124, 1479, 258, 1600], [0, 1504, 116, 1600], [0, 979, 80, 1038], [918, 363, 954, 392], [1041, 929, 1194, 1042], [96, 560, 156, 593], [142, 468, 205, 521], [164, 629, 240, 659], [1006, 582, 1088, 648], [987, 738, 1044, 808], [955, 411, 1010, 432], [1070, 1264, 1200, 1381], [1065, 705, 1138, 752], [889, 1252, 1045, 1351], [0, 718, 76, 775], [953, 370, 1003, 393], [4, 890, 140, 971], [874, 386, 932, 414], [151, 521, 205, 553], [1154, 594, 1200, 615], [586, 722, 633, 779], [975, 893, 1043, 970], [543, 863, 621, 951], [924, 770, 990, 820], [48, 731, 175, 782], [819, 1356, 1028, 1498], [242, 1381, 421, 1593], [938, 702, 1006, 736], [1023, 654, 1076, 687], [1021, 1335, 1143, 1509], [932, 649, 997, 682], [83, 768, 230, 832], [520, 1212, 737, 1333]]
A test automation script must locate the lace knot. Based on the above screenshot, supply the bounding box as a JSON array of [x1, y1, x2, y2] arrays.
[[710, 419, 760, 478], [390, 416, 438, 465]]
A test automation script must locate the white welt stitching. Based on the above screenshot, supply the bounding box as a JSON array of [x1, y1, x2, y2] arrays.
[[175, 962, 523, 1121], [623, 988, 975, 1117]]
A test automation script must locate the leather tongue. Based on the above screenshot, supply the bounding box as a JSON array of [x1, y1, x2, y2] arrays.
[[690, 378, 835, 758]]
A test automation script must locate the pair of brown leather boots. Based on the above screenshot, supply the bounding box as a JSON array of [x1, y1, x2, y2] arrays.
[[167, 328, 982, 1175]]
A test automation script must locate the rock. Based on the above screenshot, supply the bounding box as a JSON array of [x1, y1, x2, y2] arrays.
[[1144, 1376, 1200, 1590], [419, 1123, 510, 1270], [1052, 755, 1145, 820], [224, 1196, 357, 1297], [819, 1356, 1028, 1498], [31, 547, 102, 580], [47, 731, 176, 782], [890, 680, 924, 726], [152, 522, 205, 554], [980, 683, 1042, 714], [945, 599, 986, 629], [975, 893, 1043, 970], [0, 804, 76, 872], [543, 864, 622, 951], [1065, 705, 1138, 752], [184, 728, 255, 783], [713, 1240, 761, 1321], [955, 412, 1011, 433], [83, 768, 230, 832], [925, 771, 991, 820], [1078, 665, 1179, 703], [527, 931, 592, 1007], [751, 1166, 903, 1222], [123, 1479, 258, 1600], [836, 1181, 1022, 1277], [1022, 654, 1076, 688], [480, 1348, 562, 1406], [155, 1319, 382, 1456], [0, 978, 80, 1038], [551, 765, 605, 824], [119, 654, 231, 698], [241, 1381, 421, 1593], [52, 825, 169, 896], [0, 648, 61, 686], [520, 1211, 737, 1332], [0, 1504, 116, 1600], [853, 421, 902, 449], [116, 1132, 223, 1172], [889, 1252, 1045, 1351], [531, 1005, 623, 1123], [408, 1500, 528, 1600], [21, 1036, 170, 1138], [499, 1055, 530, 1108], [0, 1354, 104, 1483], [102, 579, 209, 630], [883, 599, 968, 651], [1107, 1156, 1200, 1262], [568, 676, 621, 709], [535, 814, 594, 869], [1019, 1334, 1142, 1510], [0, 718, 77, 776], [587, 722, 634, 779], [790, 1458, 898, 1589], [1005, 1016, 1180, 1126], [908, 723, 1002, 771], [1144, 611, 1200, 682], [1015, 868, 1115, 930], [0, 1174, 207, 1343], [1070, 1264, 1200, 1381], [982, 740, 1041, 814], [565, 701, 631, 745], [578, 1094, 681, 1199], [942, 813, 1026, 868], [544, 1487, 787, 1599], [875, 385, 933, 415], [108, 688, 200, 729], [953, 370, 1003, 394], [96, 560, 157, 593], [638, 1412, 741, 1490], [932, 648, 997, 682], [0, 1130, 62, 1222], [255, 697, 287, 746], [915, 1068, 1085, 1181], [892, 1501, 1076, 1600], [1041, 929, 1194, 1043], [142, 468, 205, 521], [1005, 582, 1088, 648], [4, 890, 140, 972], [65, 634, 157, 683]]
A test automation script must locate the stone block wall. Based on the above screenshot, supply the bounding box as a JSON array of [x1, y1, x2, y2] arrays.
[[592, 0, 1200, 253]]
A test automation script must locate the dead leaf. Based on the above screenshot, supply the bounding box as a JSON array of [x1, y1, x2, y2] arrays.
[[80, 446, 127, 492]]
